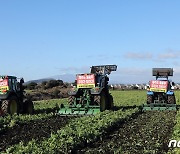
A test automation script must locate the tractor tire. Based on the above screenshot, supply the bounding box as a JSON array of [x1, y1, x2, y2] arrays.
[[68, 96, 75, 105], [1, 96, 19, 115], [107, 94, 114, 110], [1, 100, 8, 114], [147, 95, 153, 104], [94, 95, 100, 105], [168, 95, 176, 104], [100, 92, 107, 112], [23, 100, 34, 114]]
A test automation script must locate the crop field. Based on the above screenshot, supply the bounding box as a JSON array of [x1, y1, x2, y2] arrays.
[[1, 90, 180, 153]]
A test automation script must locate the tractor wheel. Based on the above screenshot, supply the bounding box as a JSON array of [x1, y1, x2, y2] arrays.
[[168, 95, 176, 104], [100, 92, 107, 112], [23, 100, 34, 114], [147, 95, 153, 104], [94, 95, 100, 105], [1, 96, 19, 115], [68, 96, 75, 105], [1, 100, 8, 114], [107, 94, 114, 110]]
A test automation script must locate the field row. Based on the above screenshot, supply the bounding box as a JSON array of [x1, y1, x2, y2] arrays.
[[78, 111, 176, 153], [0, 91, 146, 133], [168, 110, 180, 153], [0, 115, 72, 151], [3, 108, 138, 153]]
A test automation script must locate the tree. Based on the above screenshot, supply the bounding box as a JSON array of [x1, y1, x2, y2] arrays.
[[26, 82, 38, 90]]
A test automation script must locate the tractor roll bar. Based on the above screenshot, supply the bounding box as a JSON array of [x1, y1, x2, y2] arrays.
[[152, 68, 173, 79], [91, 65, 117, 75]]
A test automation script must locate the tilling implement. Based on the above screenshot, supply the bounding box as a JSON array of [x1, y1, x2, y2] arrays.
[[143, 68, 177, 111], [59, 65, 117, 115]]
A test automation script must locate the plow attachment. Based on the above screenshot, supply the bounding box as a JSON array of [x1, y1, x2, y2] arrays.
[[142, 103, 177, 111], [58, 104, 100, 116]]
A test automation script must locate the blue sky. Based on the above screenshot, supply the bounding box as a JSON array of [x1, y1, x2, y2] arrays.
[[1, 0, 180, 83]]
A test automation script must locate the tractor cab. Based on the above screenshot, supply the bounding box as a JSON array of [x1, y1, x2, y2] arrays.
[[0, 75, 33, 116], [90, 65, 117, 88], [143, 68, 176, 111], [0, 76, 24, 100]]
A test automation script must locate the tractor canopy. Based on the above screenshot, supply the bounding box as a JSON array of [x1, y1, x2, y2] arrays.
[[153, 68, 173, 79], [91, 65, 117, 75]]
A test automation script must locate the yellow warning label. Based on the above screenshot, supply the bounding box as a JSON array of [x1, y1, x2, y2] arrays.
[[150, 88, 167, 93], [77, 84, 95, 88]]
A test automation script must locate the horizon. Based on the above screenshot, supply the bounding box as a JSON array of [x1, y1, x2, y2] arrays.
[[26, 73, 180, 85]]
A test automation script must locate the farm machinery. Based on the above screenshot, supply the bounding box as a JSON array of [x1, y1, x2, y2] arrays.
[[59, 65, 117, 115], [0, 76, 34, 115], [143, 68, 177, 111]]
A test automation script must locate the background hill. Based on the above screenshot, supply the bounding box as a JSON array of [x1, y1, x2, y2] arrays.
[[25, 74, 75, 84]]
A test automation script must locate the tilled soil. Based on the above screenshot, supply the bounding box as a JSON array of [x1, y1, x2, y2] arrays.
[[75, 111, 176, 154], [0, 115, 72, 151]]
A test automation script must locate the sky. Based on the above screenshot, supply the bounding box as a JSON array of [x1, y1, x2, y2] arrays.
[[1, 0, 180, 83]]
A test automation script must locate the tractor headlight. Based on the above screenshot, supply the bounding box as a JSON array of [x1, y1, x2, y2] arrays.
[[92, 87, 100, 93]]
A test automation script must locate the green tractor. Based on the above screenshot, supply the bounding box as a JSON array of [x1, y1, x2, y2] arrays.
[[59, 65, 117, 115], [0, 76, 34, 115], [143, 68, 177, 111]]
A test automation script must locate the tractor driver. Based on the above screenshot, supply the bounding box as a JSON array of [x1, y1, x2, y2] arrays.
[[96, 69, 103, 87], [19, 78, 24, 100]]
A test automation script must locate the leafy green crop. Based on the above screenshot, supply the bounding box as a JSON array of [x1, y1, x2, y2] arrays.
[[0, 113, 55, 133], [2, 90, 180, 153], [34, 98, 67, 110], [0, 99, 67, 131], [111, 90, 146, 107], [4, 108, 138, 153], [168, 110, 180, 154]]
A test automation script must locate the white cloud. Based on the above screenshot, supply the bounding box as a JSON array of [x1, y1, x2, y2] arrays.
[[58, 66, 90, 74], [87, 54, 110, 61], [124, 52, 153, 60], [110, 67, 180, 84], [158, 50, 180, 59], [110, 67, 152, 84]]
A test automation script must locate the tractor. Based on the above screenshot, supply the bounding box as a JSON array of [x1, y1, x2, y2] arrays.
[[143, 68, 176, 111], [59, 65, 117, 115], [0, 76, 34, 115]]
